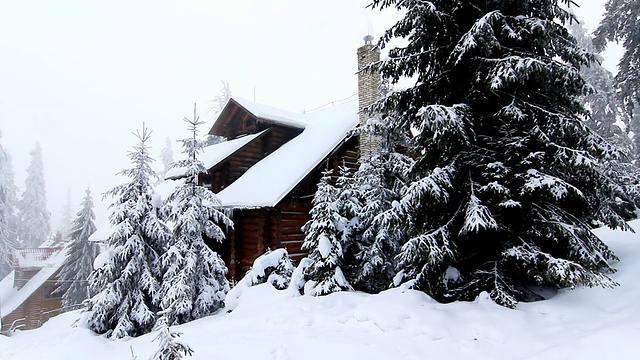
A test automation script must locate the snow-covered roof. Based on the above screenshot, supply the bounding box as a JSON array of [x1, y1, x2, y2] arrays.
[[0, 249, 66, 319], [229, 97, 308, 129], [87, 222, 114, 242], [216, 99, 358, 208], [165, 130, 268, 179]]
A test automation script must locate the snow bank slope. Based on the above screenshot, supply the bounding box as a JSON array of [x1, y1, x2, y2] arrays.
[[2, 221, 640, 360]]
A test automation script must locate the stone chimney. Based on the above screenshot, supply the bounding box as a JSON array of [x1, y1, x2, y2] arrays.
[[357, 35, 381, 159]]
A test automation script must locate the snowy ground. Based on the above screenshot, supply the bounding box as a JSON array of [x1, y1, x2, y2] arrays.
[[2, 221, 640, 360]]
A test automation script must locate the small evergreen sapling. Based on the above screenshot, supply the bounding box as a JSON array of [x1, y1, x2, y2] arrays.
[[246, 248, 294, 290], [301, 170, 353, 295], [87, 124, 172, 338], [158, 105, 232, 324], [150, 306, 194, 360], [56, 187, 101, 308]]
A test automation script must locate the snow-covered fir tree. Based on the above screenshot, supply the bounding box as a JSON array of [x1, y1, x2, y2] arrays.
[[301, 170, 353, 296], [569, 22, 639, 218], [88, 125, 172, 338], [245, 249, 294, 290], [628, 110, 640, 161], [210, 81, 231, 119], [0, 131, 17, 277], [55, 187, 101, 309], [16, 142, 50, 248], [334, 165, 362, 260], [58, 190, 73, 240], [368, 0, 628, 307], [349, 113, 414, 293], [204, 81, 231, 147], [593, 0, 640, 161], [158, 137, 174, 183], [158, 105, 232, 325], [150, 306, 194, 360], [570, 22, 631, 152], [594, 0, 640, 114]]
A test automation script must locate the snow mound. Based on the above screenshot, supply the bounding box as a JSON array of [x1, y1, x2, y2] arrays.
[[2, 221, 640, 359]]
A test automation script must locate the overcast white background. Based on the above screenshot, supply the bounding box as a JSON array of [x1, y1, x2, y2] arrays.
[[0, 0, 621, 231]]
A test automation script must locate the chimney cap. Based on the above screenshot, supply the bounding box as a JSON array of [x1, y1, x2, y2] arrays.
[[363, 35, 374, 45]]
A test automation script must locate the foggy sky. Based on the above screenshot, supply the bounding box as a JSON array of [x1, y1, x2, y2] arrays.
[[0, 0, 622, 231]]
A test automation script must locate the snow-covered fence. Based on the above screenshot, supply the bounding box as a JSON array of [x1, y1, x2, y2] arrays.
[[9, 248, 62, 269]]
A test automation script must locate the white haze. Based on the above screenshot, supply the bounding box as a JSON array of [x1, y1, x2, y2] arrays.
[[0, 0, 621, 230]]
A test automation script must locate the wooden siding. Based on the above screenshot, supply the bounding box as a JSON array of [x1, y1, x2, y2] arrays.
[[1, 270, 62, 333], [204, 98, 360, 281], [207, 136, 359, 281], [210, 100, 303, 141]]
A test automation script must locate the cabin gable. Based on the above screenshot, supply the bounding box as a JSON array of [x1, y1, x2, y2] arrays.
[[206, 135, 359, 280]]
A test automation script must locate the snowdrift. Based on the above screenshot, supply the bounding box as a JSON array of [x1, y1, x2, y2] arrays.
[[2, 220, 640, 360]]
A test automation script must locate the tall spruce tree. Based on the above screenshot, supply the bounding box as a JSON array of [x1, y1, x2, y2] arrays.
[[369, 0, 627, 307], [16, 142, 50, 248], [87, 125, 172, 338], [58, 190, 73, 240], [569, 22, 631, 152], [301, 170, 353, 295], [569, 21, 638, 218], [594, 0, 640, 114], [0, 131, 17, 276], [158, 105, 232, 324], [56, 187, 100, 308]]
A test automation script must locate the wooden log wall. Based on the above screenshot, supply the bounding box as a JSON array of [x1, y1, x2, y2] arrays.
[[226, 209, 267, 279], [1, 271, 62, 333], [202, 130, 360, 283]]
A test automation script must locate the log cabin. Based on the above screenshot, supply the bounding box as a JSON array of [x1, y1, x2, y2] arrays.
[[166, 97, 360, 280], [164, 39, 381, 280], [0, 235, 66, 333]]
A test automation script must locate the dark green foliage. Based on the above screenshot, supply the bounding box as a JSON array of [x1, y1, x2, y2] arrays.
[[56, 188, 101, 308], [366, 0, 627, 307], [348, 110, 414, 293]]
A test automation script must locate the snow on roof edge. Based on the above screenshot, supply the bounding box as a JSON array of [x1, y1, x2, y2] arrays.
[[220, 133, 353, 209], [216, 100, 358, 208], [231, 97, 308, 129], [165, 130, 268, 180], [0, 250, 66, 318]]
